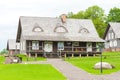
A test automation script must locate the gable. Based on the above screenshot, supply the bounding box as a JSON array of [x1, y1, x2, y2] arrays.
[[104, 22, 120, 39]]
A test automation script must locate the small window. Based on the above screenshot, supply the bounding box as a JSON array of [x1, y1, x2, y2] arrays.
[[54, 23, 68, 33], [114, 40, 117, 47], [79, 28, 89, 33], [58, 42, 64, 50], [32, 41, 39, 50], [32, 23, 43, 32]]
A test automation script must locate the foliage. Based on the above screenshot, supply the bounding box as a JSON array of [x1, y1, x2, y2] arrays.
[[67, 5, 107, 37], [107, 7, 120, 22], [0, 49, 8, 55], [65, 52, 120, 74], [0, 64, 66, 80], [15, 54, 46, 61], [0, 56, 4, 64]]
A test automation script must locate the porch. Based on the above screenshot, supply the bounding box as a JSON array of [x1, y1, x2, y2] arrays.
[[25, 40, 102, 58]]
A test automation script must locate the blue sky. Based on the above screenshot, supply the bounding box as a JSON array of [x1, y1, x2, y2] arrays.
[[0, 0, 120, 51]]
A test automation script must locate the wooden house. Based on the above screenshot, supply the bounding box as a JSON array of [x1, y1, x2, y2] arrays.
[[7, 39, 20, 55], [104, 22, 120, 51], [16, 14, 104, 57]]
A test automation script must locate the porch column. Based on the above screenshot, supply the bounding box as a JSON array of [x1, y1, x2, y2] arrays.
[[72, 53, 74, 57], [64, 53, 66, 58], [79, 54, 81, 57], [35, 53, 37, 58], [87, 54, 89, 57], [29, 53, 31, 57], [93, 54, 96, 57]]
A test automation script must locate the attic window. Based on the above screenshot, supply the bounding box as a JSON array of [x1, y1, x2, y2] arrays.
[[79, 28, 89, 33], [54, 23, 68, 33], [32, 23, 43, 32]]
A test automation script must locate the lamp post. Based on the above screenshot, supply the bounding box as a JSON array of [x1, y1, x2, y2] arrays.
[[98, 43, 104, 74]]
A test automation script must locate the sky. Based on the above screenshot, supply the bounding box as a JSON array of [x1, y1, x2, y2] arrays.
[[0, 0, 120, 51]]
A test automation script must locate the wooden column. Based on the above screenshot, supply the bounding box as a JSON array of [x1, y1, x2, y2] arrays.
[[79, 54, 81, 57], [35, 53, 37, 58], [64, 53, 66, 58], [87, 54, 89, 57], [29, 53, 31, 57], [72, 53, 74, 57]]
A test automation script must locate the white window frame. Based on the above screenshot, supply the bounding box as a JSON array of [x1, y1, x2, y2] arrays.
[[32, 41, 39, 50]]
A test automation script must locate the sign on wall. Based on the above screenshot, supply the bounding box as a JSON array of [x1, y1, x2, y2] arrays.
[[44, 42, 53, 52]]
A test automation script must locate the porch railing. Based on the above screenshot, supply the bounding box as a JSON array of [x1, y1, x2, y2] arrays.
[[26, 46, 100, 53]]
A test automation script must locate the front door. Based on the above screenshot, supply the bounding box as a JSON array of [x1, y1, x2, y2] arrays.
[[87, 42, 92, 52], [44, 42, 53, 52]]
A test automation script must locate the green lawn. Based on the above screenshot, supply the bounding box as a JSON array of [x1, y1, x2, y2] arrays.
[[16, 54, 46, 61], [0, 54, 46, 64], [0, 64, 66, 80], [65, 52, 120, 74]]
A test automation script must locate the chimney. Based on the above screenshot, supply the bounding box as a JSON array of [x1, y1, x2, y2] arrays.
[[61, 14, 67, 23]]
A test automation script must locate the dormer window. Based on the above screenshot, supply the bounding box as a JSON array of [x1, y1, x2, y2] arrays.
[[79, 28, 89, 33], [32, 23, 43, 32], [54, 23, 68, 33]]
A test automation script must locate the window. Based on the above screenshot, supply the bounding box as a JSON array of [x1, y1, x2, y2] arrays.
[[54, 23, 68, 33], [32, 23, 43, 32], [79, 28, 89, 33], [111, 32, 114, 39], [58, 42, 64, 50], [109, 41, 113, 47], [108, 33, 111, 40], [73, 42, 79, 46], [32, 41, 39, 50], [114, 40, 117, 47]]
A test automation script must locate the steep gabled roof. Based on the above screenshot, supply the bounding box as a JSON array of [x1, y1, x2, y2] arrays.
[[104, 22, 120, 39], [7, 39, 20, 50], [16, 16, 104, 42]]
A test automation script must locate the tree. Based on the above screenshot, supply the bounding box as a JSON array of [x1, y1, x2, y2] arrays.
[[0, 49, 8, 55], [107, 7, 120, 22], [67, 5, 107, 37], [67, 11, 85, 19]]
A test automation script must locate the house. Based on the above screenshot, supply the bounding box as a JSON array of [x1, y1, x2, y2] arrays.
[[7, 39, 20, 55], [104, 22, 120, 52], [16, 14, 104, 57]]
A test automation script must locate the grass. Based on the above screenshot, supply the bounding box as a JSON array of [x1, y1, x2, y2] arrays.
[[0, 55, 4, 64], [0, 64, 66, 80], [65, 52, 120, 74], [14, 54, 46, 61]]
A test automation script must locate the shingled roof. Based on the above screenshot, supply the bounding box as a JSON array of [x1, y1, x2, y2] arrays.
[[103, 22, 120, 39], [7, 39, 20, 50], [16, 16, 104, 42]]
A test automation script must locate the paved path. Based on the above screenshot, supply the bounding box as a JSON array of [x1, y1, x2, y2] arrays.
[[22, 59, 120, 80], [47, 58, 120, 80]]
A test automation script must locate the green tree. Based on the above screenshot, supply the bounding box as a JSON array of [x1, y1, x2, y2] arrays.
[[107, 7, 120, 22], [0, 49, 8, 55], [68, 11, 85, 19], [67, 5, 107, 37]]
